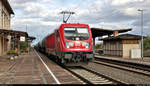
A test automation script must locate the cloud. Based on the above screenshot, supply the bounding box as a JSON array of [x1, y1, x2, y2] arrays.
[[111, 0, 145, 6], [9, 0, 150, 44], [122, 7, 138, 16]]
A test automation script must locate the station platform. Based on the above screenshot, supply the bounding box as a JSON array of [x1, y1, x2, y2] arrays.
[[0, 50, 83, 84], [0, 55, 16, 72], [95, 54, 150, 66]]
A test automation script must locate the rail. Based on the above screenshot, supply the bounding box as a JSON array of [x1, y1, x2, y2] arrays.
[[64, 66, 126, 84], [94, 57, 150, 77]]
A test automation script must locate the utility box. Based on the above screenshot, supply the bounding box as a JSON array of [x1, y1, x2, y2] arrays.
[[130, 49, 141, 59]]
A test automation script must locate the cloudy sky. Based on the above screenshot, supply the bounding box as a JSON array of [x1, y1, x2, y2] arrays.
[[8, 0, 150, 44]]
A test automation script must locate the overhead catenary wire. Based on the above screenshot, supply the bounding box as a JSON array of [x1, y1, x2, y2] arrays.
[[58, 1, 87, 23], [60, 11, 75, 23]]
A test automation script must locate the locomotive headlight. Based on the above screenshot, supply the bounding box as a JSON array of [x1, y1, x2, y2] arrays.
[[65, 42, 74, 48], [82, 42, 90, 48]]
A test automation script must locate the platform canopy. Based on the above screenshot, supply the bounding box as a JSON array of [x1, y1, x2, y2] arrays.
[[91, 28, 132, 38], [27, 36, 36, 42], [0, 29, 36, 41], [0, 29, 28, 37], [101, 34, 141, 41]]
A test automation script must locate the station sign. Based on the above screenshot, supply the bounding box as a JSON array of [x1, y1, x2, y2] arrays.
[[20, 36, 25, 41], [7, 35, 11, 39]]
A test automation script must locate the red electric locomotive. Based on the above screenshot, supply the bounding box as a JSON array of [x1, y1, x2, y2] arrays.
[[39, 23, 94, 66]]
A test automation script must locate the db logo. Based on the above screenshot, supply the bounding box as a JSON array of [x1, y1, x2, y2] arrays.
[[75, 41, 80, 46]]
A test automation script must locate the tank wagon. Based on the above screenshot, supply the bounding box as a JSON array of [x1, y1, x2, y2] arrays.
[[37, 23, 94, 66]]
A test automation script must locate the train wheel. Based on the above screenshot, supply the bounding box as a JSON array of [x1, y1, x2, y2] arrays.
[[61, 58, 64, 64], [55, 56, 59, 63]]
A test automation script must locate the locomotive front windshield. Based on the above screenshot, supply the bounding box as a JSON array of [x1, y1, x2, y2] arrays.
[[64, 27, 89, 40]]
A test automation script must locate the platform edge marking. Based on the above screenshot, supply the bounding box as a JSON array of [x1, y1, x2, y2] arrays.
[[34, 50, 61, 84]]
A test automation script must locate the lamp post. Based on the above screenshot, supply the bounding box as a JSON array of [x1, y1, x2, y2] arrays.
[[138, 9, 144, 59]]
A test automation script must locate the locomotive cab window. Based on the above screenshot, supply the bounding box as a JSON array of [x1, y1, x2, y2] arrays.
[[64, 27, 89, 40]]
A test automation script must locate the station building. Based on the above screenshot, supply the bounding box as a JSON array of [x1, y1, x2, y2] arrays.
[[0, 0, 35, 56], [101, 34, 141, 58], [0, 0, 14, 56]]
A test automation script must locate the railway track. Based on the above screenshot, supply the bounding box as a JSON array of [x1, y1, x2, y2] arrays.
[[64, 66, 125, 84], [94, 57, 150, 77]]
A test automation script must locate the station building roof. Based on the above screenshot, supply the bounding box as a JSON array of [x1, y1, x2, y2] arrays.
[[91, 28, 132, 38], [100, 34, 141, 41], [1, 0, 14, 14]]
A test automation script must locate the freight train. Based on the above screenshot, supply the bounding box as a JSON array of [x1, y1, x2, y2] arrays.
[[35, 23, 94, 66]]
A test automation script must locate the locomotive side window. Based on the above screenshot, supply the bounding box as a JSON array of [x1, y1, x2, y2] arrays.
[[64, 27, 89, 40]]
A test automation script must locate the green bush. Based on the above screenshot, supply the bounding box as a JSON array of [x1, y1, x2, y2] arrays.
[[7, 50, 17, 54], [7, 50, 18, 56], [20, 41, 28, 50]]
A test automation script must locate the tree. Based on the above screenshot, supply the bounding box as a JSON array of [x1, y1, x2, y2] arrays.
[[95, 44, 103, 49], [20, 41, 28, 51], [144, 37, 150, 50]]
